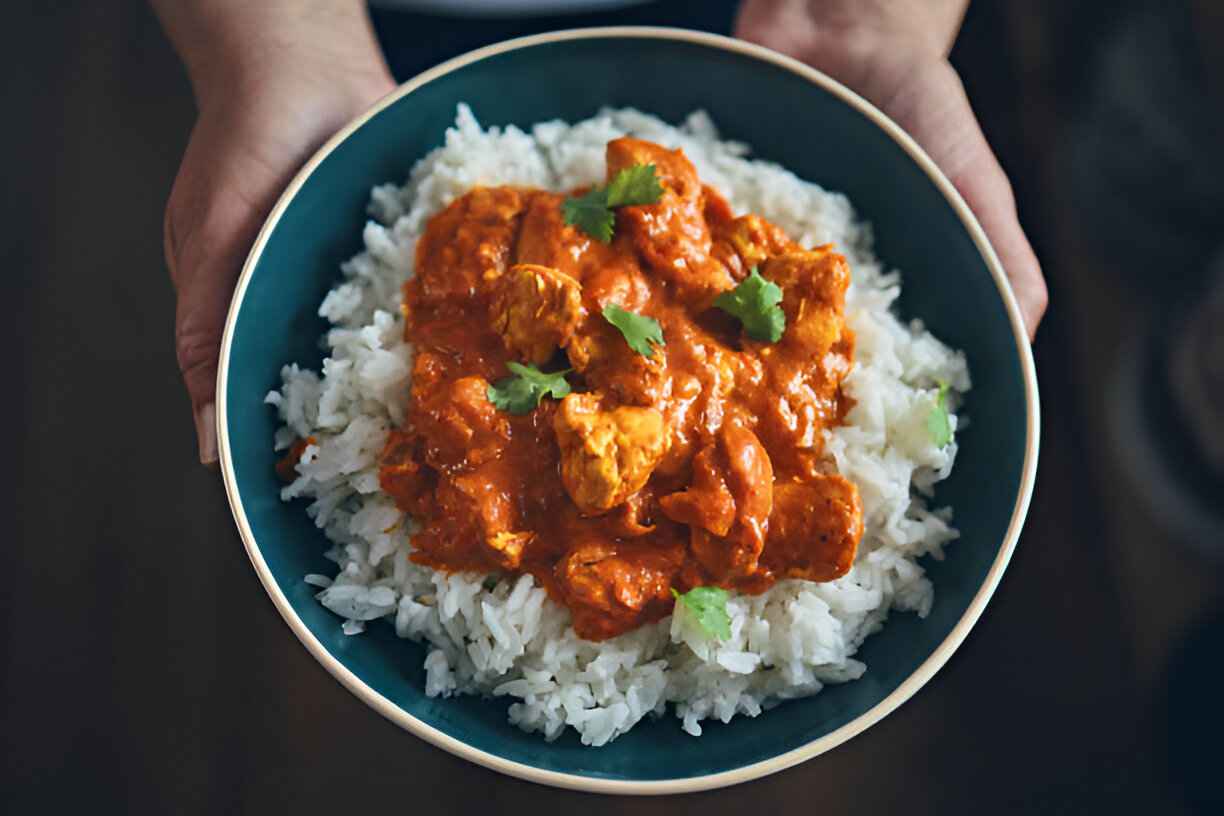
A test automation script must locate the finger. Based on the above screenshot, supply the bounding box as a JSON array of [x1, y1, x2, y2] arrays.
[[172, 225, 245, 465], [167, 162, 271, 465], [881, 62, 1048, 338], [950, 147, 1048, 339]]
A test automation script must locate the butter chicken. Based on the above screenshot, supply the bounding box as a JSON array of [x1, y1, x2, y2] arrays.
[[376, 137, 864, 640]]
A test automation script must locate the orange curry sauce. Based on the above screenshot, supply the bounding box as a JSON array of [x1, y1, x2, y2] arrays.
[[376, 137, 864, 640]]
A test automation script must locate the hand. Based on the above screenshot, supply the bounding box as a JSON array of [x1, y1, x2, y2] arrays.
[[155, 1, 395, 464], [736, 0, 1048, 338]]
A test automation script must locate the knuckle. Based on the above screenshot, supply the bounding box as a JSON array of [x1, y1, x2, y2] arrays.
[[164, 188, 205, 290], [165, 189, 251, 290], [175, 319, 220, 377]]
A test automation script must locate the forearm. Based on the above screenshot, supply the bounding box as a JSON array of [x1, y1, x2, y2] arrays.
[[150, 0, 391, 108]]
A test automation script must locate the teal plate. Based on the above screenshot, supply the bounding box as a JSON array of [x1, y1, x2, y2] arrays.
[[217, 28, 1039, 794]]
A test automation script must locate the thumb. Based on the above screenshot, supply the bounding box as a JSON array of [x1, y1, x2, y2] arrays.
[[873, 60, 1048, 337], [166, 179, 266, 465], [165, 101, 298, 466], [164, 78, 396, 465]]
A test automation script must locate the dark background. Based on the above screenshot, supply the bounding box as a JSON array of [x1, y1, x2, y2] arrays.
[[6, 1, 1223, 813]]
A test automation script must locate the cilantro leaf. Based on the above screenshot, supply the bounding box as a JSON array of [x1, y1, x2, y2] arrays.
[[486, 362, 572, 414], [560, 188, 615, 243], [671, 586, 732, 641], [926, 380, 953, 447], [603, 163, 664, 208], [602, 304, 665, 358], [713, 268, 786, 342], [561, 164, 663, 242]]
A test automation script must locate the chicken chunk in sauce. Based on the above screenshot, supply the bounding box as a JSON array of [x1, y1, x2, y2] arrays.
[[605, 138, 737, 303], [762, 477, 863, 582], [554, 393, 670, 515], [555, 539, 684, 641], [660, 424, 773, 581], [491, 263, 584, 365]]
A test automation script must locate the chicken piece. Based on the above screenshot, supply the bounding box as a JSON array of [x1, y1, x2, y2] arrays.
[[411, 186, 526, 303], [565, 263, 669, 404], [719, 214, 798, 272], [580, 255, 653, 313], [761, 476, 862, 581], [651, 317, 754, 470], [485, 530, 534, 571], [554, 393, 669, 514], [554, 539, 682, 640], [603, 488, 658, 538], [762, 248, 852, 355], [410, 375, 510, 473], [704, 190, 749, 280], [450, 466, 518, 541], [657, 443, 736, 537], [755, 250, 856, 473], [703, 185, 737, 230], [566, 319, 669, 406], [388, 355, 480, 488], [514, 191, 572, 267], [514, 190, 611, 272], [409, 457, 532, 572], [660, 424, 774, 581], [604, 137, 735, 303], [490, 263, 584, 364], [606, 137, 703, 201]]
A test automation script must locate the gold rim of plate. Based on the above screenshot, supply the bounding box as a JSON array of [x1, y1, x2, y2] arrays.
[[215, 26, 1042, 796]]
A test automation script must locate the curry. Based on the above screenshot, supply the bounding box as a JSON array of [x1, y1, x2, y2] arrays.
[[375, 137, 864, 641]]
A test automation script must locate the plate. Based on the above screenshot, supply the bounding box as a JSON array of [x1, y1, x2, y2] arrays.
[[217, 27, 1039, 793]]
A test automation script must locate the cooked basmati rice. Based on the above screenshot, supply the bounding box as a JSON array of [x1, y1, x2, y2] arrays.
[[265, 106, 970, 746]]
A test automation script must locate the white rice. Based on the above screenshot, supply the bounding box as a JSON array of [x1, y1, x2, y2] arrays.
[[265, 105, 970, 746]]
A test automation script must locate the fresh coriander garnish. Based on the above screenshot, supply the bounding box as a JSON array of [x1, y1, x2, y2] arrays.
[[713, 267, 786, 342], [926, 380, 953, 447], [671, 586, 731, 641], [602, 164, 664, 208], [602, 304, 664, 358], [561, 163, 664, 242], [559, 188, 615, 243], [486, 362, 572, 414]]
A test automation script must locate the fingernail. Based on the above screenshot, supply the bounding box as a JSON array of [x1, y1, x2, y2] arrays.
[[194, 402, 219, 466]]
